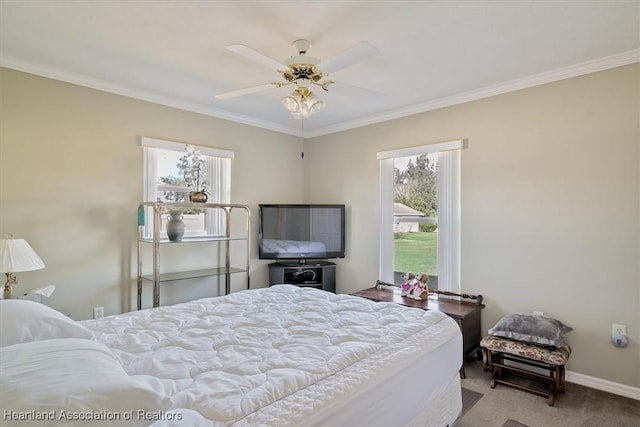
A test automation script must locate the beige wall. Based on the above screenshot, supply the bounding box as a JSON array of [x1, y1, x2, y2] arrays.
[[0, 68, 303, 318], [303, 64, 640, 388], [1, 64, 638, 389]]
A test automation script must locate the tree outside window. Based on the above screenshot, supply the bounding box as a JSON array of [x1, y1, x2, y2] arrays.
[[142, 137, 233, 239], [158, 145, 208, 204]]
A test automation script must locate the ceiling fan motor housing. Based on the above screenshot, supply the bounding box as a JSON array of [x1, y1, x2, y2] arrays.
[[282, 39, 326, 84], [281, 65, 324, 83], [292, 39, 311, 55]]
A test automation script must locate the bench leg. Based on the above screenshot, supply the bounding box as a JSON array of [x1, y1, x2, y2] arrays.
[[482, 347, 493, 372], [482, 349, 567, 406], [496, 352, 504, 380], [554, 366, 561, 394]]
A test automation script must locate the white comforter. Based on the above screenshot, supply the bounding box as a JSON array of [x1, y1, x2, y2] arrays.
[[81, 285, 461, 426]]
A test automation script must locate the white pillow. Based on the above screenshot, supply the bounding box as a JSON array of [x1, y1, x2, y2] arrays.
[[0, 299, 93, 346], [1, 338, 170, 426]]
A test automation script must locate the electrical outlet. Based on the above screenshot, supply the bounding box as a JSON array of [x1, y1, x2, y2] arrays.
[[93, 306, 104, 319], [533, 311, 544, 316], [612, 324, 627, 336]]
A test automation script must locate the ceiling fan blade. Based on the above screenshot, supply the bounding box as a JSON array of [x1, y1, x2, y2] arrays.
[[225, 44, 288, 72], [317, 41, 379, 75], [216, 83, 278, 100]]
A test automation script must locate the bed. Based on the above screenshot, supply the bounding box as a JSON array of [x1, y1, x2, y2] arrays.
[[0, 285, 463, 427]]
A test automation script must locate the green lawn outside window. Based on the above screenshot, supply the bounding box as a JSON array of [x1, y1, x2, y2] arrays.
[[394, 232, 437, 276]]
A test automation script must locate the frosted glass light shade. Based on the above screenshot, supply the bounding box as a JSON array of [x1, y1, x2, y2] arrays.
[[282, 89, 325, 119], [281, 93, 302, 113], [307, 94, 325, 113], [0, 238, 45, 273]]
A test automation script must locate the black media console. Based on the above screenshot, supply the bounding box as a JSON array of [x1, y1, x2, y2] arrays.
[[268, 261, 336, 293]]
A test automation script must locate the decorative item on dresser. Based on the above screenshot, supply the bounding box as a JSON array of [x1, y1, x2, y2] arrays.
[[0, 235, 45, 299], [352, 281, 485, 378]]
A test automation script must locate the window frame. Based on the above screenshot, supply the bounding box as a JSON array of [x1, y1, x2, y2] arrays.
[[141, 137, 233, 239], [378, 139, 465, 292]]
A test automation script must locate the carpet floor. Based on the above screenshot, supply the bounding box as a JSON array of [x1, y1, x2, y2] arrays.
[[455, 360, 640, 427], [461, 388, 483, 418], [461, 388, 531, 427], [501, 420, 530, 427]]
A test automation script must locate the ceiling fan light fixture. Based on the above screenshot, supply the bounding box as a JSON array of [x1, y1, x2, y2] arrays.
[[282, 92, 302, 113], [306, 93, 325, 113], [282, 88, 325, 119]]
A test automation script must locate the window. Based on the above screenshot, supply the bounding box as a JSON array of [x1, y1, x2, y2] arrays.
[[142, 137, 233, 239], [378, 140, 464, 292]]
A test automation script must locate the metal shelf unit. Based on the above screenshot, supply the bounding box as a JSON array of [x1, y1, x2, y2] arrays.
[[137, 202, 251, 309]]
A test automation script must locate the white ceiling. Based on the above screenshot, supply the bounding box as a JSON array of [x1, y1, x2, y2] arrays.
[[1, 1, 638, 138]]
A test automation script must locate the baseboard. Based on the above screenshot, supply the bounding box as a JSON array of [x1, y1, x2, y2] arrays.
[[566, 370, 640, 401]]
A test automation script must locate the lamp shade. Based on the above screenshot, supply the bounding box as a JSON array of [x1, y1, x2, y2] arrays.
[[0, 238, 45, 273]]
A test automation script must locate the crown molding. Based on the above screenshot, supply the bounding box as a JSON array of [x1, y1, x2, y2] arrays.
[[2, 49, 638, 139], [304, 49, 640, 138], [0, 55, 302, 138]]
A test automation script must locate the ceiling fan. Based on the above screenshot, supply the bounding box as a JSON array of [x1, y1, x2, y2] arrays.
[[216, 39, 378, 119]]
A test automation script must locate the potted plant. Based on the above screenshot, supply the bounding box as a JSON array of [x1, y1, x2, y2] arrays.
[[158, 145, 208, 204], [181, 145, 208, 202]]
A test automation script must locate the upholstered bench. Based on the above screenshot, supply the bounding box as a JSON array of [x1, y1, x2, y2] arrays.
[[481, 335, 571, 406]]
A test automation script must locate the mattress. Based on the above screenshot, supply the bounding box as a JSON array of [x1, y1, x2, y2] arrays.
[[81, 285, 462, 426]]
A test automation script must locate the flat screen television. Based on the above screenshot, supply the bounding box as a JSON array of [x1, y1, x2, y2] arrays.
[[258, 204, 346, 262]]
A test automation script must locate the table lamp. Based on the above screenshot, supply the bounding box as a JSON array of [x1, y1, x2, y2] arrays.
[[0, 235, 45, 299]]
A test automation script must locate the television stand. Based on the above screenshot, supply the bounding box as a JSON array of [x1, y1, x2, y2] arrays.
[[268, 261, 336, 293]]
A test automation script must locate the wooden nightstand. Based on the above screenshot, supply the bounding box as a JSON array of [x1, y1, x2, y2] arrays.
[[351, 284, 485, 378]]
